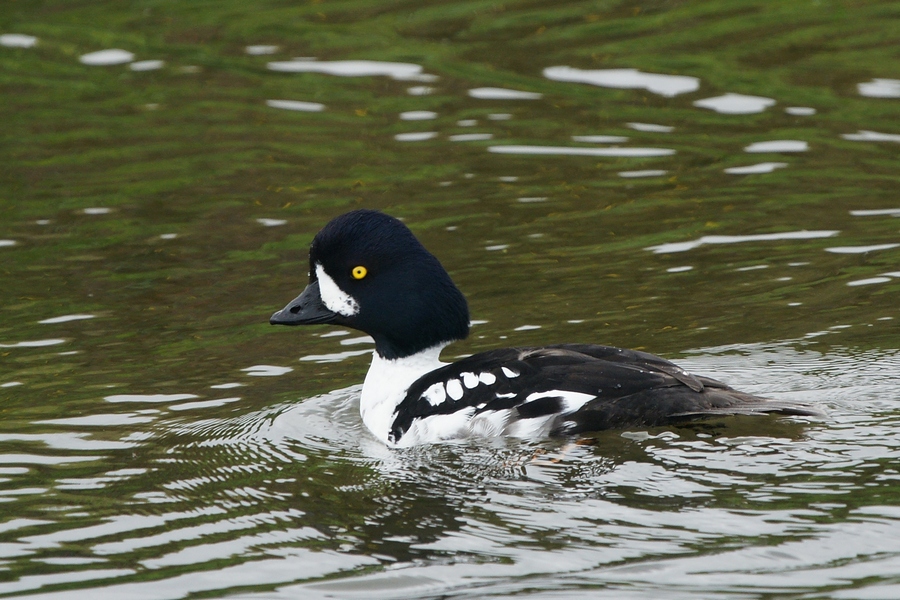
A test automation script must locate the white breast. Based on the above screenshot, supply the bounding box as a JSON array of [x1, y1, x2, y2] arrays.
[[359, 346, 446, 445]]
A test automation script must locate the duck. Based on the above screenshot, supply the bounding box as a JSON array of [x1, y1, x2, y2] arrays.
[[270, 209, 821, 447]]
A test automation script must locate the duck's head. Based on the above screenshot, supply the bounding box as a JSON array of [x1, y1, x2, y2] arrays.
[[270, 209, 470, 360]]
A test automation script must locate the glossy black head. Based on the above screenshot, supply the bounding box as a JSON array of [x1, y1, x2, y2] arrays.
[[270, 209, 470, 359]]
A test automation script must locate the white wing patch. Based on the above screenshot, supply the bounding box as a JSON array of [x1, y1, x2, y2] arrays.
[[461, 372, 479, 389], [501, 366, 520, 378], [421, 382, 446, 406], [523, 390, 595, 412], [479, 372, 497, 385], [315, 263, 359, 317], [446, 379, 464, 400]]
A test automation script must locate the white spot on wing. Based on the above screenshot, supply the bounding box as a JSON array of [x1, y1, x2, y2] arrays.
[[446, 379, 464, 400], [315, 263, 359, 316], [501, 367, 519, 378], [479, 372, 497, 385], [461, 372, 479, 389], [422, 382, 446, 406]]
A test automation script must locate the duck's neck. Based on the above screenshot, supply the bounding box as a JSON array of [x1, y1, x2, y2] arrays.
[[359, 344, 447, 444]]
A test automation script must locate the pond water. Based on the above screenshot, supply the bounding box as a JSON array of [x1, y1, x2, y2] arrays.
[[1, 1, 899, 598]]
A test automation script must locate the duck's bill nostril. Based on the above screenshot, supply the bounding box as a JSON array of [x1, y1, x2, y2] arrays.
[[270, 280, 338, 326]]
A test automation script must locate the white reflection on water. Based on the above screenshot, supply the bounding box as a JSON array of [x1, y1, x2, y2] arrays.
[[130, 60, 164, 71], [0, 338, 66, 348], [0, 433, 133, 451], [850, 208, 900, 217], [448, 133, 492, 142], [724, 162, 788, 174], [21, 506, 227, 549], [848, 277, 893, 287], [825, 244, 900, 254], [0, 33, 38, 48], [38, 314, 95, 324], [394, 131, 437, 142], [572, 135, 629, 143], [693, 93, 776, 114], [488, 145, 675, 157], [245, 45, 279, 55], [37, 413, 157, 427], [842, 130, 900, 143], [320, 330, 351, 338], [785, 106, 816, 115], [10, 552, 377, 599], [267, 59, 433, 81], [57, 468, 148, 491], [211, 382, 244, 389], [105, 393, 198, 403], [339, 336, 374, 346], [544, 66, 700, 97], [619, 169, 667, 178], [241, 365, 293, 376], [141, 526, 326, 569], [299, 349, 371, 363], [744, 140, 808, 153], [468, 87, 542, 100], [0, 239, 17, 247], [0, 454, 100, 465], [627, 122, 674, 133], [256, 218, 287, 226], [857, 78, 900, 98], [0, 569, 136, 596], [169, 397, 241, 412], [265, 99, 325, 112], [399, 110, 436, 120], [647, 230, 838, 253], [78, 49, 134, 66]]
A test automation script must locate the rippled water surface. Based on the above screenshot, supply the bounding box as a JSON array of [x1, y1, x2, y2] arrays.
[[2, 1, 899, 598]]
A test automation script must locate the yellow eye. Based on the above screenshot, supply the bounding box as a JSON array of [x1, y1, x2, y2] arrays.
[[351, 265, 367, 280]]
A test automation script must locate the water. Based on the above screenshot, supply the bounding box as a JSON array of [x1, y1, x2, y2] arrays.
[[1, 1, 899, 597]]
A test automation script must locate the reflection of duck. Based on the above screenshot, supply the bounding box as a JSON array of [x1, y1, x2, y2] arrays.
[[271, 210, 822, 447]]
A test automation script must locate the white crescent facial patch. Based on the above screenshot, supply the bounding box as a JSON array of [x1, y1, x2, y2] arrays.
[[315, 263, 360, 317]]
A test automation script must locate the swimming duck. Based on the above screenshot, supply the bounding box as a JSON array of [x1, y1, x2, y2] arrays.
[[270, 209, 820, 447]]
